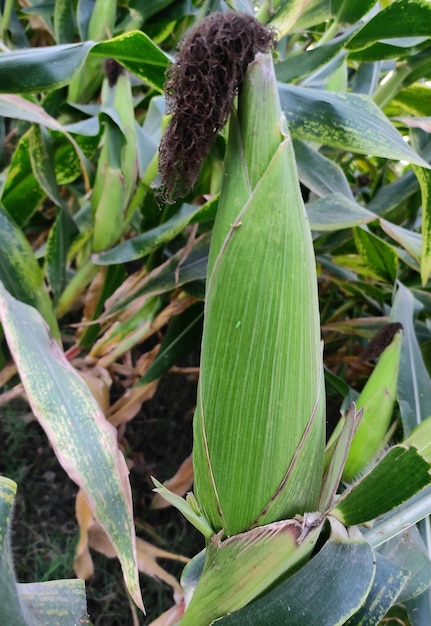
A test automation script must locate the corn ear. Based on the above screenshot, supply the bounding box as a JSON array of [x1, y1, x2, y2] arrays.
[[342, 330, 402, 482], [193, 52, 325, 536], [92, 68, 137, 252]]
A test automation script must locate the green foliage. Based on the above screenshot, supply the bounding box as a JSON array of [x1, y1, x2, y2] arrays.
[[0, 0, 431, 624]]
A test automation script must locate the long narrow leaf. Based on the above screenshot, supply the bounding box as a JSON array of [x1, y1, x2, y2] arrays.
[[0, 282, 144, 611]]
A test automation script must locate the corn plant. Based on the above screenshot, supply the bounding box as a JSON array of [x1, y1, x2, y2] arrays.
[[1, 1, 431, 624]]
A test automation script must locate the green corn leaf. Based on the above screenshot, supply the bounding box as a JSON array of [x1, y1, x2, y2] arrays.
[[193, 52, 325, 536], [342, 330, 402, 482], [90, 32, 170, 92], [412, 165, 431, 285], [331, 0, 379, 24], [267, 0, 320, 37], [0, 204, 59, 340], [293, 139, 354, 200], [216, 521, 375, 626], [0, 43, 94, 93], [306, 194, 377, 231], [347, 0, 431, 52], [151, 479, 214, 540], [139, 302, 204, 385], [320, 404, 363, 510], [87, 0, 116, 41], [275, 32, 353, 84], [332, 416, 431, 526], [0, 94, 91, 191], [91, 69, 138, 252], [1, 130, 45, 226], [0, 477, 91, 626], [391, 283, 431, 436], [53, 0, 74, 44], [279, 84, 431, 167], [288, 0, 332, 31], [379, 526, 431, 603], [344, 553, 408, 626], [380, 220, 422, 265], [28, 124, 63, 208], [93, 203, 204, 264], [0, 32, 170, 94], [364, 485, 431, 548], [353, 226, 398, 283], [45, 208, 79, 304], [0, 283, 144, 612], [180, 517, 323, 626]]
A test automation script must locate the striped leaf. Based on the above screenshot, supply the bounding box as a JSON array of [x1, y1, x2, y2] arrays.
[[0, 282, 144, 611]]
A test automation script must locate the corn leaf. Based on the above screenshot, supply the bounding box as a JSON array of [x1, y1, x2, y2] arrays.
[[0, 204, 59, 340], [364, 485, 431, 548], [342, 330, 402, 482], [275, 32, 353, 84], [139, 302, 203, 384], [279, 84, 431, 167], [344, 553, 408, 626], [346, 0, 431, 51], [306, 194, 376, 231], [0, 477, 91, 626], [391, 283, 431, 436], [412, 165, 431, 285], [331, 0, 379, 24], [353, 226, 398, 282], [0, 283, 144, 611], [93, 203, 203, 264], [293, 139, 354, 200], [379, 526, 431, 603], [0, 31, 169, 94], [216, 524, 375, 626], [332, 417, 431, 526]]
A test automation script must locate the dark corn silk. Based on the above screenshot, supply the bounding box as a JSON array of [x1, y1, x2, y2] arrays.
[[158, 13, 276, 200]]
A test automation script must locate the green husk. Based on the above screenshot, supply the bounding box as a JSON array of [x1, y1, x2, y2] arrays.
[[192, 52, 325, 536]]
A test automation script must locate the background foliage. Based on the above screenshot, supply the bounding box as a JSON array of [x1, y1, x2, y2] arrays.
[[1, 0, 431, 624]]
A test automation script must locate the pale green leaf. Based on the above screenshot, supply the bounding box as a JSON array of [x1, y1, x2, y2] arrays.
[[279, 84, 431, 167], [0, 283, 144, 611], [307, 194, 376, 230], [0, 204, 59, 340]]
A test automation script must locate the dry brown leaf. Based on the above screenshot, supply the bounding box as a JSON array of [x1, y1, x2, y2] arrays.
[[151, 455, 194, 510], [95, 295, 196, 367], [136, 538, 187, 604], [82, 268, 107, 324], [78, 364, 112, 413], [87, 520, 188, 603], [108, 384, 158, 426], [73, 489, 95, 580]]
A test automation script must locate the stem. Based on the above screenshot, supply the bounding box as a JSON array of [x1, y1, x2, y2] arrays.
[[255, 1, 273, 24], [315, 19, 340, 47], [373, 50, 431, 109], [0, 0, 14, 40], [56, 259, 99, 318], [372, 63, 411, 109], [123, 150, 159, 227]]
